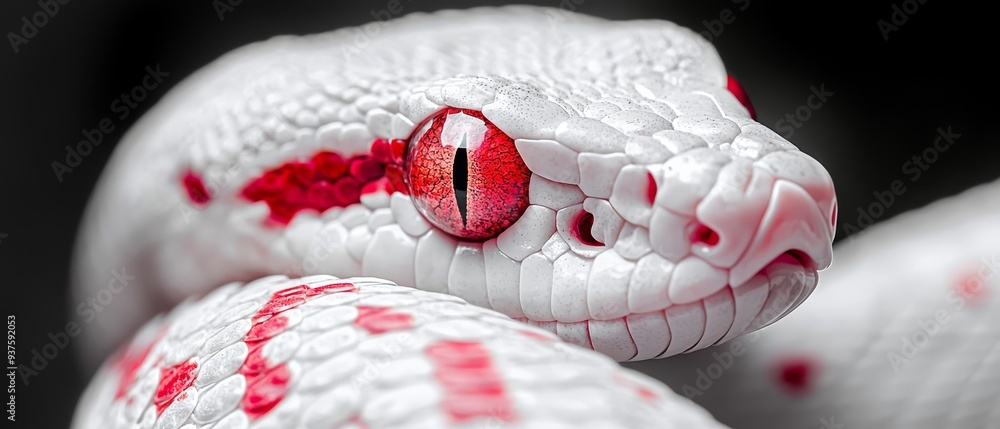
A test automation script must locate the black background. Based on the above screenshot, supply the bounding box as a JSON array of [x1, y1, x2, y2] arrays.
[[0, 0, 992, 427]]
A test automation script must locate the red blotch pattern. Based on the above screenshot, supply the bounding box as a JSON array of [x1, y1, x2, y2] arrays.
[[426, 341, 517, 424], [613, 374, 659, 402], [153, 359, 199, 415], [182, 170, 211, 204], [646, 171, 658, 206], [775, 357, 815, 395], [726, 75, 757, 120], [241, 140, 406, 224], [406, 108, 531, 240], [354, 306, 415, 335], [112, 334, 160, 400], [238, 282, 357, 420], [519, 330, 554, 342], [241, 362, 292, 420], [955, 271, 990, 305]]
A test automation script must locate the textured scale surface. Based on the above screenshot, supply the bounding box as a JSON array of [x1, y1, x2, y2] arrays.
[[73, 6, 835, 367], [629, 179, 1000, 428], [72, 275, 726, 429]]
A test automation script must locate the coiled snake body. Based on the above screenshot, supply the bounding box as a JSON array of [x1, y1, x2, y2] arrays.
[[69, 6, 993, 429]]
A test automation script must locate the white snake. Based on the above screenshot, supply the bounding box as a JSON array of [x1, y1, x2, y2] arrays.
[[69, 6, 994, 429]]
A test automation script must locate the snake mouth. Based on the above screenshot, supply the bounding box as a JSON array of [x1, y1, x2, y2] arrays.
[[534, 250, 819, 362], [638, 249, 819, 358], [738, 250, 819, 331]]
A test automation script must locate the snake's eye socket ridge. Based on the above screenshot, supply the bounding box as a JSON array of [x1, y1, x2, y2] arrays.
[[404, 107, 532, 240], [726, 75, 756, 120]]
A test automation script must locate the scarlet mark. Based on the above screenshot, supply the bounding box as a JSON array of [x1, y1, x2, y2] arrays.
[[241, 363, 292, 420], [635, 386, 658, 401], [245, 315, 289, 343], [406, 108, 531, 240], [776, 357, 815, 394], [112, 334, 159, 400], [355, 306, 414, 335], [426, 341, 517, 423], [153, 359, 198, 415], [238, 282, 356, 420], [614, 374, 659, 402], [350, 415, 368, 428], [350, 157, 385, 182], [241, 139, 406, 224], [646, 171, 658, 206], [519, 330, 554, 342], [572, 211, 604, 246], [182, 170, 211, 204], [726, 75, 757, 120], [955, 271, 990, 304]]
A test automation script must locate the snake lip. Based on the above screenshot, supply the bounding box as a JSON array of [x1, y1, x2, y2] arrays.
[[568, 250, 821, 361], [738, 250, 820, 332], [777, 249, 819, 271]]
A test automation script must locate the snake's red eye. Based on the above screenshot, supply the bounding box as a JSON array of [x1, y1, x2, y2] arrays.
[[405, 108, 531, 240], [727, 75, 756, 120]]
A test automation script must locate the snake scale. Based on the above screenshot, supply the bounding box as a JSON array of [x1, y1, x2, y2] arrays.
[[69, 6, 997, 429]]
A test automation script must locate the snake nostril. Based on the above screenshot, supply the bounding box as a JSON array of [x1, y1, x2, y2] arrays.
[[646, 171, 657, 206], [690, 223, 719, 247], [831, 203, 838, 228], [573, 210, 604, 247], [182, 170, 212, 205]]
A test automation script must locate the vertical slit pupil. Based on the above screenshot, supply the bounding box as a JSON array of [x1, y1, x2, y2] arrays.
[[452, 147, 469, 225]]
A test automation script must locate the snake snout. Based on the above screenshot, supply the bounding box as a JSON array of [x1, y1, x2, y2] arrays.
[[637, 148, 835, 340], [726, 179, 833, 288]]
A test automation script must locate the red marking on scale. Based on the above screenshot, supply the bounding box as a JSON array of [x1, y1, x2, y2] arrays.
[[726, 75, 757, 120], [426, 341, 517, 424], [636, 386, 658, 400], [371, 138, 394, 164], [112, 334, 160, 400], [775, 357, 815, 395], [313, 282, 359, 294], [354, 306, 414, 335], [389, 138, 407, 163], [955, 271, 990, 305], [348, 414, 369, 429], [153, 359, 198, 415], [350, 157, 385, 182], [361, 177, 393, 196], [519, 330, 554, 342], [182, 170, 211, 204], [237, 282, 357, 420], [241, 140, 405, 224], [646, 171, 658, 206], [613, 374, 659, 402], [244, 314, 288, 344], [384, 164, 408, 196], [241, 361, 292, 420]]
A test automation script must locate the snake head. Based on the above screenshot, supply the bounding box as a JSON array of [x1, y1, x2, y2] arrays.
[[73, 7, 835, 364], [388, 64, 835, 361]]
